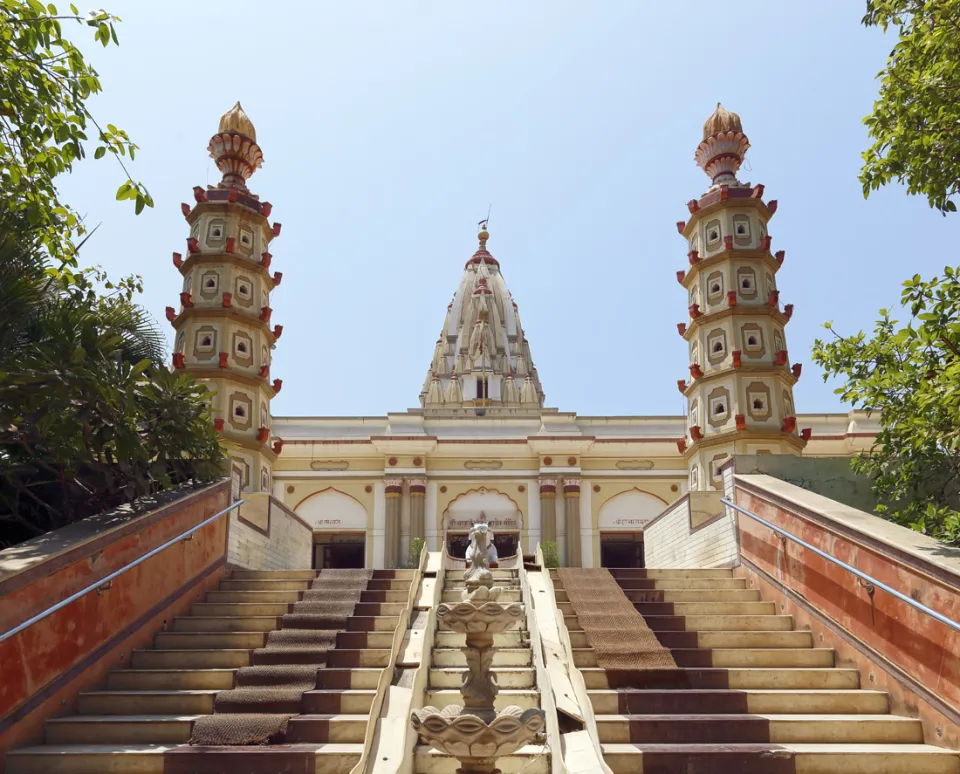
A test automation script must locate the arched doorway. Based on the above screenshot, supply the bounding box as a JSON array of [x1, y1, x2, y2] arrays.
[[296, 489, 368, 569], [443, 488, 522, 560], [596, 489, 666, 568]]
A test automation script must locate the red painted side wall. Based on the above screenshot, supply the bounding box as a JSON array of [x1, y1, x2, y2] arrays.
[[735, 480, 960, 747], [0, 481, 231, 762]]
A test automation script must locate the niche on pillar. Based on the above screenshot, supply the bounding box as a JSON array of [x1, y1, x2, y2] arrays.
[[296, 488, 370, 570], [442, 488, 522, 561], [596, 489, 667, 568]]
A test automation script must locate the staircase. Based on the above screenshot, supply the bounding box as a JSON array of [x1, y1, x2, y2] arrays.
[[7, 568, 413, 774], [551, 567, 960, 774], [414, 567, 549, 773]]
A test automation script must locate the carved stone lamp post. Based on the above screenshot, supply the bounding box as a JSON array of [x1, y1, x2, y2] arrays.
[[411, 523, 545, 774]]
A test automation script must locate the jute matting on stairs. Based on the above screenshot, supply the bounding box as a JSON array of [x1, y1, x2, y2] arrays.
[[190, 568, 374, 746], [557, 568, 678, 671]]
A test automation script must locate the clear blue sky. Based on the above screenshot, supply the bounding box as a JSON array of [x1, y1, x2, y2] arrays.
[[58, 1, 954, 418]]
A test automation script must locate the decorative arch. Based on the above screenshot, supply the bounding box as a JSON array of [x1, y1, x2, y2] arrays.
[[597, 487, 667, 531], [441, 487, 522, 532], [295, 487, 368, 530]]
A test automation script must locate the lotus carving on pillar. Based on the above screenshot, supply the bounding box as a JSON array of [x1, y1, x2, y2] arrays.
[[411, 521, 545, 774]]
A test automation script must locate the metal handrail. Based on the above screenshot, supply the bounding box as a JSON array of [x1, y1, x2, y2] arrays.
[[0, 498, 243, 644], [721, 497, 960, 634]]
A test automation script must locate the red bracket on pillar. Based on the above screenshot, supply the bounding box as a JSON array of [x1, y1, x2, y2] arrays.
[[214, 418, 224, 432], [690, 363, 703, 379], [751, 184, 765, 199], [192, 186, 207, 203], [677, 379, 687, 394], [723, 235, 734, 250], [676, 438, 687, 453], [172, 352, 184, 369], [775, 350, 788, 366], [735, 414, 746, 431], [761, 235, 772, 251], [259, 306, 273, 323], [257, 427, 270, 443], [676, 221, 686, 234], [172, 252, 183, 269], [767, 200, 778, 214], [775, 250, 785, 265], [272, 271, 283, 286], [272, 378, 283, 393], [259, 365, 270, 378], [222, 292, 232, 308], [732, 350, 742, 367], [228, 188, 238, 203], [689, 303, 702, 319], [720, 184, 729, 200], [165, 306, 176, 322], [261, 201, 273, 218], [676, 270, 686, 284], [792, 362, 802, 379], [727, 290, 737, 307], [767, 290, 780, 307], [260, 251, 272, 269], [783, 303, 794, 321], [688, 250, 700, 265], [225, 236, 236, 254], [218, 352, 228, 368], [686, 199, 700, 213], [677, 322, 687, 336], [782, 416, 797, 433], [179, 292, 193, 308], [272, 439, 284, 455], [272, 222, 282, 237], [272, 324, 283, 340], [690, 425, 703, 441], [187, 237, 200, 254], [181, 203, 191, 217], [800, 427, 812, 441]]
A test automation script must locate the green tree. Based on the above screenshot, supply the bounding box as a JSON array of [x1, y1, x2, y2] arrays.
[[860, 0, 960, 214], [0, 0, 152, 267], [0, 215, 224, 548], [813, 266, 960, 544]]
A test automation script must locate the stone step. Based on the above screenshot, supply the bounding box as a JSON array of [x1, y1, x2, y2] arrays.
[[431, 647, 532, 667], [653, 630, 814, 649], [436, 630, 526, 648], [106, 669, 235, 691], [283, 714, 370, 744], [154, 631, 265, 650], [556, 568, 734, 579], [558, 600, 777, 616], [619, 589, 761, 602], [205, 589, 301, 603], [131, 648, 252, 669], [336, 631, 397, 649], [414, 744, 548, 774], [580, 667, 861, 691], [573, 648, 834, 669], [326, 649, 391, 668], [219, 579, 312, 591], [429, 667, 535, 689], [173, 616, 280, 633], [612, 578, 748, 590], [315, 668, 381, 690], [587, 689, 890, 715], [599, 743, 960, 774], [228, 570, 318, 580], [45, 715, 198, 745], [423, 689, 540, 711], [190, 601, 408, 617], [441, 589, 521, 604], [300, 689, 377, 714], [77, 690, 217, 715], [564, 614, 795, 632], [6, 744, 364, 774], [596, 713, 924, 744]]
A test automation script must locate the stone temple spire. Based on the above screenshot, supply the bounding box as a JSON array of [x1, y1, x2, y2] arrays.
[[207, 101, 264, 191], [420, 226, 544, 413], [695, 102, 751, 190]]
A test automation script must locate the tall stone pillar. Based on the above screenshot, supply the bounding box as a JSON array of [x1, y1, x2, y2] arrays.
[[384, 477, 403, 569], [539, 478, 557, 545], [408, 477, 427, 567], [563, 478, 582, 567]]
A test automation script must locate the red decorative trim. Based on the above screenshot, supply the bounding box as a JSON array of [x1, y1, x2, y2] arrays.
[[688, 250, 700, 265], [218, 352, 228, 368], [593, 484, 601, 493], [563, 483, 581, 494], [180, 203, 191, 217], [272, 271, 283, 286], [782, 415, 797, 433], [409, 484, 426, 495], [260, 251, 272, 269], [731, 350, 742, 367], [775, 250, 785, 265], [228, 188, 238, 203], [259, 306, 272, 322], [258, 365, 270, 378], [791, 362, 802, 378], [567, 456, 577, 466], [800, 427, 812, 441], [723, 235, 734, 250], [783, 303, 794, 321], [179, 292, 193, 308], [686, 199, 699, 213], [193, 186, 207, 203], [261, 202, 273, 218], [187, 237, 200, 254], [676, 438, 686, 454], [751, 183, 765, 199], [676, 220, 686, 234], [388, 456, 398, 466], [727, 290, 737, 307], [225, 236, 236, 254], [272, 378, 283, 393], [735, 413, 746, 431], [172, 352, 185, 369], [518, 484, 526, 493], [775, 349, 788, 366], [222, 292, 232, 308], [272, 222, 282, 237], [440, 485, 448, 493], [690, 425, 703, 441], [689, 303, 702, 319], [677, 379, 688, 394], [767, 200, 778, 214], [540, 482, 557, 495], [172, 252, 183, 268], [272, 324, 283, 340], [365, 485, 373, 493], [272, 439, 284, 454], [761, 235, 772, 251], [676, 270, 686, 284], [677, 322, 687, 336], [165, 306, 176, 322], [690, 363, 703, 379], [214, 418, 224, 432], [543, 456, 552, 466], [413, 456, 423, 467], [719, 183, 730, 199], [767, 289, 780, 307], [256, 426, 270, 443]]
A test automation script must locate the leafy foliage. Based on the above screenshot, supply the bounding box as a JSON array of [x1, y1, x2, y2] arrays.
[[860, 0, 960, 214], [813, 266, 960, 544], [0, 0, 152, 266], [408, 537, 425, 569], [540, 540, 561, 569], [0, 217, 224, 548]]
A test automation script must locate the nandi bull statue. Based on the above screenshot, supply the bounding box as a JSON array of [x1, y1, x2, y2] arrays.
[[411, 521, 545, 774]]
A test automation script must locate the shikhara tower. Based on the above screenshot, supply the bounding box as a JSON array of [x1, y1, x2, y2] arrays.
[[676, 104, 808, 491], [167, 102, 284, 493], [419, 225, 545, 414]]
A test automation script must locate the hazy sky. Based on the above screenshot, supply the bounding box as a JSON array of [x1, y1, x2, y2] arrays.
[[57, 1, 954, 418]]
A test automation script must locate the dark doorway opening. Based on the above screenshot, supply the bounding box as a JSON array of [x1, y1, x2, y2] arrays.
[[446, 532, 519, 561], [313, 535, 365, 569], [599, 532, 645, 568]]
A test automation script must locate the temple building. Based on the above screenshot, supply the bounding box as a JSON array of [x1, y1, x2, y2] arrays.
[[170, 103, 879, 570]]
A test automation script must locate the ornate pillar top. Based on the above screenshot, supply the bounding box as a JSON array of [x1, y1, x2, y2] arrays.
[[384, 477, 404, 492], [562, 478, 582, 493]]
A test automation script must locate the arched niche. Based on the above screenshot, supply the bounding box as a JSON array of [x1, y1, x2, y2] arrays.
[[442, 488, 522, 532], [597, 488, 667, 531], [296, 488, 368, 530]]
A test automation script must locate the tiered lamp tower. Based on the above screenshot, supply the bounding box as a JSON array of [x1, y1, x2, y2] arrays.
[[676, 104, 809, 491], [167, 102, 284, 493]]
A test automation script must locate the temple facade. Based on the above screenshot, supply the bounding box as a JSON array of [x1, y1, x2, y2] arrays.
[[170, 104, 879, 570]]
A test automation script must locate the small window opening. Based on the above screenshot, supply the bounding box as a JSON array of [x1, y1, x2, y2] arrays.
[[238, 284, 250, 296], [753, 398, 764, 410], [713, 341, 723, 353], [201, 336, 212, 347], [205, 278, 216, 288], [736, 224, 747, 234], [709, 229, 719, 241], [212, 228, 222, 238], [476, 378, 489, 399], [742, 278, 752, 289], [714, 403, 725, 415], [711, 283, 720, 293], [237, 342, 247, 354], [235, 406, 246, 417], [241, 233, 251, 245], [747, 336, 758, 346]]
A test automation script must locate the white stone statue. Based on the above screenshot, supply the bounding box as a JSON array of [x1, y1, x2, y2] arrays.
[[465, 521, 498, 568]]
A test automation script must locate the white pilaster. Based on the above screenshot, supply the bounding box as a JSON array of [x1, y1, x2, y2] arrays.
[[372, 481, 386, 569], [526, 480, 541, 554], [580, 483, 594, 568], [425, 481, 439, 551], [556, 491, 567, 565]]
